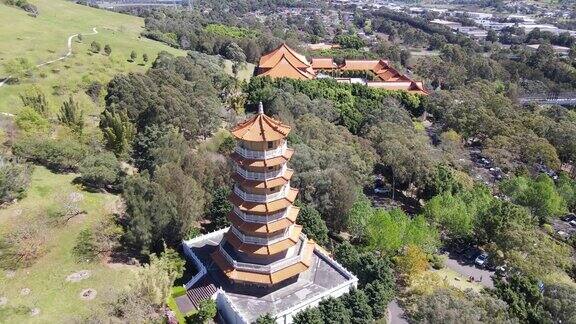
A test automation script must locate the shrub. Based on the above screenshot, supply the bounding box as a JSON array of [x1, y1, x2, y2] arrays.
[[72, 228, 98, 263], [429, 254, 445, 270], [78, 152, 121, 189], [12, 137, 87, 172], [15, 107, 49, 133], [0, 157, 33, 203], [0, 220, 48, 269], [90, 41, 101, 53]]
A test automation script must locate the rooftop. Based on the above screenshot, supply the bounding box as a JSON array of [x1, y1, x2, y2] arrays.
[[184, 230, 357, 323], [231, 108, 291, 142]]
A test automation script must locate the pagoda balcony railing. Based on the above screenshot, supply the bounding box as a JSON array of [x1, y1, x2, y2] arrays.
[[234, 142, 287, 160], [230, 225, 292, 245], [233, 206, 289, 224], [219, 240, 304, 274], [233, 183, 289, 203], [235, 164, 287, 181]]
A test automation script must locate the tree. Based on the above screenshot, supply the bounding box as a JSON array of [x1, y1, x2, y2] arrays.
[[541, 283, 576, 323], [367, 209, 439, 254], [424, 185, 493, 241], [15, 107, 49, 134], [72, 228, 98, 262], [19, 86, 49, 116], [486, 29, 499, 42], [293, 307, 323, 324], [206, 187, 231, 230], [494, 274, 548, 323], [78, 152, 121, 189], [296, 204, 329, 246], [342, 289, 373, 324], [100, 110, 136, 158], [0, 157, 32, 204], [123, 164, 205, 255], [318, 297, 351, 324], [222, 42, 246, 62], [364, 280, 394, 319], [255, 313, 275, 324], [143, 53, 149, 63], [104, 44, 111, 56], [108, 248, 185, 322], [394, 244, 428, 282], [346, 193, 373, 242], [130, 50, 137, 62], [406, 288, 514, 324], [368, 122, 435, 191], [500, 175, 567, 224], [78, 33, 83, 42], [196, 299, 217, 323], [90, 41, 101, 53], [58, 96, 84, 133]]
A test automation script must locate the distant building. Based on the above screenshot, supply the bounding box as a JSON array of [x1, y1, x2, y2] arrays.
[[255, 43, 428, 95], [527, 44, 571, 57], [177, 105, 357, 323]]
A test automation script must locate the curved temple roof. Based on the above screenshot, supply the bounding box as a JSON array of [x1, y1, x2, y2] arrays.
[[231, 105, 291, 142]]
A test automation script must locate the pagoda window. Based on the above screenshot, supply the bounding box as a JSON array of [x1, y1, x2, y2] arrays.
[[267, 166, 274, 170], [267, 141, 274, 149]]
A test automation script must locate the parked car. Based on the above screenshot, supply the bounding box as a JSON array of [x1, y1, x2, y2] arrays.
[[561, 213, 576, 222], [570, 220, 576, 228], [495, 265, 507, 277], [475, 252, 489, 267]]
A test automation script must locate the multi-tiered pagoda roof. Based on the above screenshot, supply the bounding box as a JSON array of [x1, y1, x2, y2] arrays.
[[210, 103, 315, 286]]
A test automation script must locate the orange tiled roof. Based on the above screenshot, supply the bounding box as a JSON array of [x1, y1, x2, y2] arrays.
[[211, 240, 315, 285], [224, 225, 303, 256], [231, 111, 291, 142], [259, 43, 311, 69], [259, 55, 315, 80], [366, 81, 429, 95], [231, 149, 295, 168], [228, 206, 299, 234], [311, 58, 337, 69], [229, 188, 299, 214], [233, 169, 294, 189], [339, 59, 382, 71]]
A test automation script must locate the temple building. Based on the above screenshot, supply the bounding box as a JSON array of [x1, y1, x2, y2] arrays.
[[256, 43, 428, 95], [178, 104, 357, 323]]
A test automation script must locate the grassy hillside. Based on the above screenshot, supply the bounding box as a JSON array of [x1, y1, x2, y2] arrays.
[[0, 0, 185, 115], [0, 167, 135, 323]]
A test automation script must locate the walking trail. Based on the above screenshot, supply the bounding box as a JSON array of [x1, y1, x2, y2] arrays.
[[0, 27, 99, 89]]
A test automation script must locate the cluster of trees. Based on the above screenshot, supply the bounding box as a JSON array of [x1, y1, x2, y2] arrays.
[[292, 242, 396, 323], [426, 82, 576, 172]]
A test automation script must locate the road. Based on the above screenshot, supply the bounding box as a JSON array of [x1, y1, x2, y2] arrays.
[[443, 252, 494, 288], [388, 299, 408, 324], [0, 27, 98, 88]]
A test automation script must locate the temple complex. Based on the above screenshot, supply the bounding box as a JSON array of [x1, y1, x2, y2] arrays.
[[178, 104, 357, 323], [256, 43, 428, 95]]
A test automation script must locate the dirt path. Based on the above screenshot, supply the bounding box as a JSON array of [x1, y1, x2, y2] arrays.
[[0, 27, 98, 88]]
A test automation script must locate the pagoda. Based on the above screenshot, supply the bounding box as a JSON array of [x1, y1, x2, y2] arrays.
[[179, 104, 357, 323], [210, 103, 315, 286]]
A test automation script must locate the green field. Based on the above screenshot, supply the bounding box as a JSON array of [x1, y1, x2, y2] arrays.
[[0, 0, 185, 116], [0, 167, 135, 323]]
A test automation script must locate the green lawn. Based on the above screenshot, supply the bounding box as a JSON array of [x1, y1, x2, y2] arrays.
[[0, 0, 185, 116], [0, 166, 135, 323]]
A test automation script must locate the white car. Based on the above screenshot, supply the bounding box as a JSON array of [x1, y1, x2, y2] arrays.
[[475, 252, 488, 267]]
